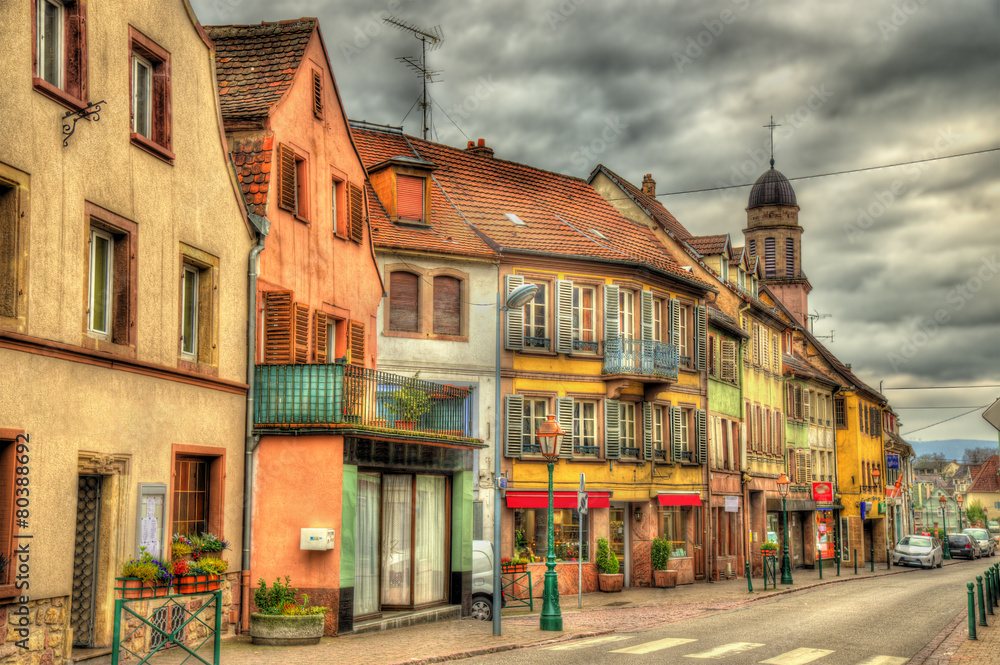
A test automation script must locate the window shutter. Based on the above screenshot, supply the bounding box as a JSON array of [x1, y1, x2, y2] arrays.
[[604, 398, 620, 460], [315, 310, 328, 363], [752, 324, 760, 365], [749, 405, 756, 451], [389, 271, 419, 332], [786, 385, 794, 414], [670, 406, 682, 462], [504, 274, 525, 350], [695, 305, 707, 371], [555, 279, 573, 354], [762, 328, 769, 370], [293, 302, 309, 364], [772, 334, 780, 373], [349, 320, 365, 366], [432, 275, 461, 335], [696, 409, 708, 464], [794, 385, 803, 420], [796, 450, 811, 484], [640, 290, 654, 342], [556, 396, 574, 458], [349, 182, 364, 243], [721, 340, 736, 382], [669, 298, 680, 347], [278, 144, 296, 212], [262, 290, 294, 364], [312, 69, 323, 117], [642, 401, 653, 461], [396, 175, 424, 222], [504, 394, 523, 458], [803, 390, 811, 422], [603, 284, 620, 342]]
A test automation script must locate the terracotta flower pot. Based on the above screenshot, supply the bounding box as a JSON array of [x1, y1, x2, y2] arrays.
[[598, 573, 624, 593], [179, 574, 209, 594], [653, 569, 677, 588], [206, 574, 221, 591], [121, 579, 157, 599]]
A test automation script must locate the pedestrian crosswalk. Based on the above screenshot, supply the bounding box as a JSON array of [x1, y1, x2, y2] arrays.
[[545, 636, 909, 664]]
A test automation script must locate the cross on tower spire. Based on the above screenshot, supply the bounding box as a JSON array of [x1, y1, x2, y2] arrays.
[[764, 115, 781, 168]]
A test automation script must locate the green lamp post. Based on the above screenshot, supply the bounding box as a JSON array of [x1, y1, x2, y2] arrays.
[[957, 494, 964, 531], [537, 414, 565, 632], [940, 494, 951, 560], [777, 472, 793, 585]]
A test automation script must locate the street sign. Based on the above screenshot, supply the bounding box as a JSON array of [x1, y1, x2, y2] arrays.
[[498, 476, 507, 489], [812, 482, 833, 502], [887, 454, 900, 470], [578, 492, 588, 514]]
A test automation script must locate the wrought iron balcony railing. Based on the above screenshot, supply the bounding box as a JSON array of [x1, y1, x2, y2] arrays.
[[254, 362, 476, 440], [601, 338, 678, 380]]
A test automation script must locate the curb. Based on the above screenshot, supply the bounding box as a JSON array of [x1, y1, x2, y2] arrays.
[[386, 629, 616, 665], [907, 610, 967, 665]]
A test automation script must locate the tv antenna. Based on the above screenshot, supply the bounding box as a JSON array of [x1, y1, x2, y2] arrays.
[[384, 16, 443, 140], [807, 309, 830, 334], [814, 329, 835, 343]]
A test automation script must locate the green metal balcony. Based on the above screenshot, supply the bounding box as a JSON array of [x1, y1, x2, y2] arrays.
[[602, 338, 679, 380]]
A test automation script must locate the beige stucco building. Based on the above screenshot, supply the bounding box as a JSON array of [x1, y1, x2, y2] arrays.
[[0, 0, 253, 661]]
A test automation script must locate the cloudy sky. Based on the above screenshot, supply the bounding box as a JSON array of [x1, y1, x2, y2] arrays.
[[190, 0, 1000, 444]]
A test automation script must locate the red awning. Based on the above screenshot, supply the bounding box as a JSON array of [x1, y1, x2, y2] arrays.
[[657, 493, 702, 507], [505, 491, 610, 509]]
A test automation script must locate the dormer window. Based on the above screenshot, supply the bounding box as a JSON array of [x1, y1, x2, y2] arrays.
[[738, 269, 746, 290], [397, 175, 425, 223], [720, 259, 729, 283]]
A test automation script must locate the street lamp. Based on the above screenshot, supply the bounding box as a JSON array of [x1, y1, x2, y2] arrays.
[[493, 282, 539, 637], [776, 472, 793, 585], [537, 414, 565, 632], [957, 494, 964, 531], [940, 494, 951, 560]]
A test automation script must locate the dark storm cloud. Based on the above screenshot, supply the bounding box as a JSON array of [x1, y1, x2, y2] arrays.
[[189, 0, 1000, 440]]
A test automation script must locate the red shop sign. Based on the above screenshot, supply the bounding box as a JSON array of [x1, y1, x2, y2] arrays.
[[812, 482, 833, 502]]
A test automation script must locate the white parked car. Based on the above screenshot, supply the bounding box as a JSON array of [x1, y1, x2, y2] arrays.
[[962, 528, 995, 557], [471, 540, 506, 620], [892, 534, 943, 569]]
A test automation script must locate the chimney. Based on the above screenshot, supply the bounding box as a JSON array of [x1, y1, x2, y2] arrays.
[[641, 174, 656, 197], [845, 363, 852, 371], [465, 138, 494, 158]]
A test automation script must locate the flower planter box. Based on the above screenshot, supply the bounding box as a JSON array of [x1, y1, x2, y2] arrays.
[[178, 574, 209, 594], [501, 564, 527, 574], [206, 574, 221, 591], [120, 578, 164, 599], [761, 550, 777, 557], [598, 573, 624, 593], [250, 613, 324, 646], [653, 569, 677, 588]]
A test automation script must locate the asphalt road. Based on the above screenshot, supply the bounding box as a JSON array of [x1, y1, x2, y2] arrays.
[[467, 558, 989, 665]]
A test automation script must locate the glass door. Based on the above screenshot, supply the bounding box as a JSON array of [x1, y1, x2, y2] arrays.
[[609, 504, 627, 584], [381, 475, 413, 607], [355, 473, 381, 617], [414, 475, 447, 605]]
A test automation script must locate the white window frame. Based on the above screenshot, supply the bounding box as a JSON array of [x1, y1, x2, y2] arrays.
[[522, 398, 549, 453], [619, 289, 636, 339], [678, 304, 689, 359], [331, 179, 339, 233], [326, 320, 337, 362], [738, 268, 746, 290], [620, 402, 637, 455], [571, 285, 596, 346], [652, 298, 663, 342], [37, 0, 65, 88], [131, 52, 153, 138], [180, 264, 199, 359], [679, 408, 690, 452], [88, 228, 113, 337], [573, 400, 598, 454], [523, 281, 548, 346], [653, 405, 665, 452]]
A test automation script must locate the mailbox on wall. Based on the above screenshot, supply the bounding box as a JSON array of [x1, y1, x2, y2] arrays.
[[300, 528, 336, 551]]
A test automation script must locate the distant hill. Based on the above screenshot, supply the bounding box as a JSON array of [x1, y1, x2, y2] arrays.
[[908, 439, 998, 461]]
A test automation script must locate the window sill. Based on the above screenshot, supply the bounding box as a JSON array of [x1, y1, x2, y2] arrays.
[[81, 334, 137, 360], [130, 132, 175, 164], [0, 585, 19, 603], [177, 358, 219, 377], [294, 214, 311, 225], [517, 349, 557, 357], [384, 330, 469, 342], [32, 78, 88, 112]]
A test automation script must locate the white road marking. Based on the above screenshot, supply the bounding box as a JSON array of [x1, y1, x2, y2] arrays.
[[685, 642, 765, 659], [611, 637, 697, 654], [759, 648, 835, 664], [545, 635, 629, 650], [853, 658, 909, 665]]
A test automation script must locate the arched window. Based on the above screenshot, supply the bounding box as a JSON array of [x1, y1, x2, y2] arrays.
[[389, 271, 419, 331], [433, 275, 461, 335]]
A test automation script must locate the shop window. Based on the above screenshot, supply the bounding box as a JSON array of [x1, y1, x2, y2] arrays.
[[514, 508, 588, 562], [657, 506, 687, 557], [32, 0, 88, 109]]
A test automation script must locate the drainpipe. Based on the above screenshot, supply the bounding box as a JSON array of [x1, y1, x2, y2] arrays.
[[241, 215, 269, 634], [737, 302, 751, 572]]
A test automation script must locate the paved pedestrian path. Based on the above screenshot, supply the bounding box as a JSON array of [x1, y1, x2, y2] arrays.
[[143, 559, 992, 665]]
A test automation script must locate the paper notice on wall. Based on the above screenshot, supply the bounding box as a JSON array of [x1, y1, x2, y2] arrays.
[[146, 497, 156, 519], [725, 495, 739, 512], [141, 517, 159, 558]]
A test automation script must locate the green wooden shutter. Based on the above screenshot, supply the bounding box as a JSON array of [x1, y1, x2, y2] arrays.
[[721, 339, 736, 382], [504, 274, 525, 350], [669, 298, 680, 347], [604, 398, 620, 460], [695, 305, 707, 371], [696, 409, 708, 464], [555, 279, 573, 354], [504, 394, 523, 458], [640, 290, 654, 342], [642, 401, 653, 461], [603, 284, 619, 342], [556, 396, 574, 458]]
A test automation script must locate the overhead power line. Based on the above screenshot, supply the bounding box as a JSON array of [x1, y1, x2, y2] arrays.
[[883, 384, 1000, 390], [900, 405, 988, 437]]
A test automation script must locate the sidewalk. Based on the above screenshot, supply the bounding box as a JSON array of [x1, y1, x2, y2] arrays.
[[910, 567, 1000, 664], [145, 560, 988, 665]]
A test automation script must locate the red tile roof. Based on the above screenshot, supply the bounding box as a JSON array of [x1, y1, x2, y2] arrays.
[[351, 123, 709, 289], [687, 234, 729, 256], [230, 134, 273, 217], [783, 353, 839, 387], [969, 455, 1000, 493], [205, 19, 316, 122], [589, 165, 691, 240]]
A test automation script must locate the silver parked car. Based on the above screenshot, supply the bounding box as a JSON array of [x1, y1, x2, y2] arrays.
[[892, 534, 943, 569], [962, 528, 995, 556], [471, 540, 506, 620]]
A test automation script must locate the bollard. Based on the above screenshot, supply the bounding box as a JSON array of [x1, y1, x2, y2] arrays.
[[818, 551, 823, 580], [977, 576, 987, 627], [994, 564, 1000, 606], [992, 567, 999, 609], [887, 548, 891, 571], [746, 562, 752, 593], [985, 570, 994, 616], [870, 541, 875, 573], [854, 549, 858, 575], [968, 582, 978, 640], [836, 552, 841, 577]]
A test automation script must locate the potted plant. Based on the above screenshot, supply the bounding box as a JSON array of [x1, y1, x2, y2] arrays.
[[172, 534, 194, 561], [596, 537, 623, 592], [388, 373, 432, 429], [651, 536, 676, 588], [760, 541, 778, 557], [501, 557, 528, 573], [199, 557, 229, 591], [177, 560, 210, 594], [251, 576, 327, 646], [120, 547, 172, 599]]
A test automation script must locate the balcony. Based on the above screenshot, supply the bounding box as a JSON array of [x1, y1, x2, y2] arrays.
[[254, 362, 478, 442], [602, 338, 678, 381]]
